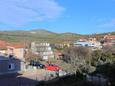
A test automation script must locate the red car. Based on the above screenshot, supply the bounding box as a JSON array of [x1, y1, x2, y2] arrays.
[[45, 64, 61, 71]]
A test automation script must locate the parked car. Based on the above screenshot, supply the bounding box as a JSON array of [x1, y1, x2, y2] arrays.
[[29, 60, 45, 69], [45, 64, 61, 71]]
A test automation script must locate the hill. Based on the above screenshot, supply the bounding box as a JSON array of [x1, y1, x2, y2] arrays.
[[0, 29, 114, 43], [0, 29, 81, 43]]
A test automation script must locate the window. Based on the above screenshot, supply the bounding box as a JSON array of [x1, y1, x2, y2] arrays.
[[8, 63, 15, 70]]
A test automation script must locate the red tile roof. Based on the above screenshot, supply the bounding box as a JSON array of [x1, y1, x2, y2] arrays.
[[0, 40, 8, 46], [104, 35, 115, 39], [108, 35, 115, 39], [0, 40, 25, 49], [8, 44, 25, 48]]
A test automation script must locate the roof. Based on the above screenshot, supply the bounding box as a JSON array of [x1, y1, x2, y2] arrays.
[[0, 40, 8, 46], [108, 35, 115, 39], [75, 41, 91, 45], [0, 40, 9, 50], [0, 56, 20, 61], [0, 56, 9, 60], [54, 50, 63, 55], [8, 44, 25, 48], [0, 40, 25, 49], [104, 35, 115, 39]]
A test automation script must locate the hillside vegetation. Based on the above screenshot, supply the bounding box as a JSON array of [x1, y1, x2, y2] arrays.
[[0, 29, 114, 43], [0, 29, 81, 43]]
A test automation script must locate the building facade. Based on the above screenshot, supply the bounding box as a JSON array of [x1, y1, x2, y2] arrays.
[[103, 34, 115, 46], [7, 44, 25, 61], [74, 38, 102, 49], [0, 56, 21, 75], [31, 42, 54, 60]]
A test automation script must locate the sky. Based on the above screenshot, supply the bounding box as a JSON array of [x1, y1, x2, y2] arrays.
[[0, 0, 115, 34]]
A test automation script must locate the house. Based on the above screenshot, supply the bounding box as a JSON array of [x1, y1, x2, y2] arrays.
[[6, 44, 26, 71], [0, 56, 21, 75], [74, 38, 102, 49], [0, 40, 25, 61], [63, 41, 71, 47], [74, 41, 91, 46], [0, 40, 9, 54], [31, 42, 54, 60], [103, 34, 115, 46], [0, 41, 26, 73], [88, 38, 102, 49], [104, 34, 115, 39], [54, 50, 64, 60], [7, 44, 25, 61], [51, 43, 65, 49]]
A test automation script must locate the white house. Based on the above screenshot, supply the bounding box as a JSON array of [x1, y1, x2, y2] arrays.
[[31, 42, 54, 60]]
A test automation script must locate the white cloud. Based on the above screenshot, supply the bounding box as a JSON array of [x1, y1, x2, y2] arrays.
[[0, 0, 65, 26]]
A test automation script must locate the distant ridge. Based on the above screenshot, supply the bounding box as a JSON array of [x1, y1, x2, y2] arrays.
[[0, 29, 80, 43], [0, 29, 114, 43]]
